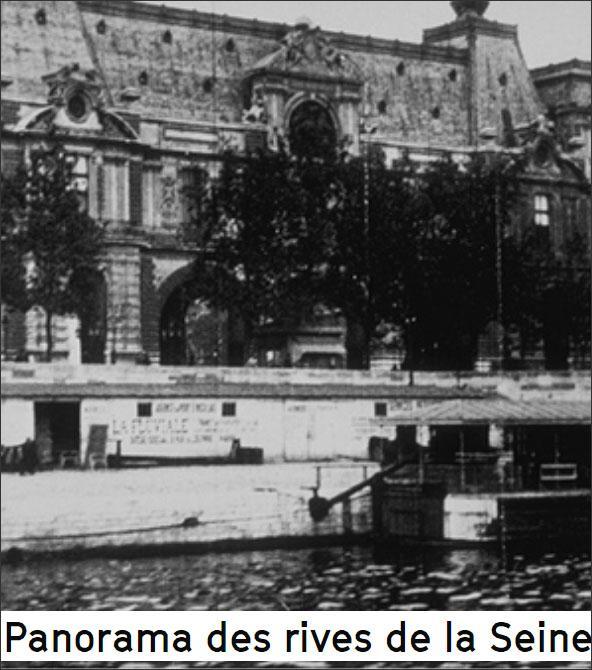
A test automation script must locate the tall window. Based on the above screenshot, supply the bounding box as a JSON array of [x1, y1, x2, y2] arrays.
[[142, 166, 162, 229], [67, 155, 89, 212], [103, 159, 129, 222], [534, 194, 550, 227]]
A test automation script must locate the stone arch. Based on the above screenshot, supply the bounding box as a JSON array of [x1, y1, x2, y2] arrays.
[[156, 262, 248, 366], [284, 93, 340, 157]]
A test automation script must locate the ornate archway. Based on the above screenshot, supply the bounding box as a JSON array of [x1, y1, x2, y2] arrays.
[[288, 99, 337, 158]]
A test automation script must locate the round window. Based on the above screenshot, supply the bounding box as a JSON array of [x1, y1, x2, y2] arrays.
[[67, 93, 88, 122]]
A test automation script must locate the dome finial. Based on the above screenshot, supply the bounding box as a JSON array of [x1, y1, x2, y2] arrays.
[[451, 0, 490, 18]]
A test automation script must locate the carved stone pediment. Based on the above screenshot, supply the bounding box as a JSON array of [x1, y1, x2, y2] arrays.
[[15, 64, 138, 141], [42, 63, 104, 111], [249, 22, 362, 84]]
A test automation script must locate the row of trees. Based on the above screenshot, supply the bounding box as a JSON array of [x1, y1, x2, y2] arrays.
[[185, 143, 590, 369], [1, 140, 589, 368]]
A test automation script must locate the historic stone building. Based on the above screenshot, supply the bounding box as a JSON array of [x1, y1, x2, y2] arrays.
[[1, 0, 590, 367], [531, 58, 591, 180]]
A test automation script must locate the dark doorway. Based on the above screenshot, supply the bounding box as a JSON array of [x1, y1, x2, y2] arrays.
[[160, 284, 232, 366], [34, 402, 80, 467], [79, 272, 107, 364], [160, 285, 188, 365]]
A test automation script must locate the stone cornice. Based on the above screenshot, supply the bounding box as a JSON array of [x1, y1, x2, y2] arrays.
[[423, 14, 518, 43], [77, 0, 468, 64], [530, 59, 591, 81]]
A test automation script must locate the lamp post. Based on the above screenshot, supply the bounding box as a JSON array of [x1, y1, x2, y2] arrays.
[[359, 114, 377, 370], [404, 315, 417, 386], [479, 129, 514, 371], [1, 309, 9, 361], [494, 167, 504, 370]]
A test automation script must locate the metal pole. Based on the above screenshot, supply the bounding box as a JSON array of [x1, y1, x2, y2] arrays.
[[495, 170, 504, 369], [363, 128, 371, 371], [418, 447, 424, 485], [408, 318, 415, 386], [2, 312, 9, 360], [459, 428, 466, 493]]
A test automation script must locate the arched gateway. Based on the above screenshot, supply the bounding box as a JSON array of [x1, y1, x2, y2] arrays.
[[158, 266, 247, 366], [159, 285, 228, 366]]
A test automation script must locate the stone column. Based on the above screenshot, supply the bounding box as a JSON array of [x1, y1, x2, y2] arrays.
[[335, 89, 362, 155], [254, 80, 288, 149], [105, 246, 142, 363], [66, 316, 81, 365]]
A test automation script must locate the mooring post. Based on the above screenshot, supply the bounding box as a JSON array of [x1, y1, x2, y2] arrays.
[[459, 429, 466, 493], [342, 498, 353, 534], [371, 474, 384, 536]]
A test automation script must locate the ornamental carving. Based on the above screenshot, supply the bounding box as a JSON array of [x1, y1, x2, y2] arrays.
[[248, 22, 362, 84], [160, 173, 178, 226]]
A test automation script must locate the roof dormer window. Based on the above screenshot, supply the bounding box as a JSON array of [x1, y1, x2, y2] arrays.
[[66, 91, 89, 123]]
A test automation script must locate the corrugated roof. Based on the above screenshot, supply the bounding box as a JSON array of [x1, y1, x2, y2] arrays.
[[403, 399, 591, 425]]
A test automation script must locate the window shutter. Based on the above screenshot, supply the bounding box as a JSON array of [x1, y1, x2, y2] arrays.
[[129, 159, 143, 225]]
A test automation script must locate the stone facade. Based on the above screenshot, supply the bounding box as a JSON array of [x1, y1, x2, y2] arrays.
[[531, 59, 592, 179], [1, 0, 590, 367]]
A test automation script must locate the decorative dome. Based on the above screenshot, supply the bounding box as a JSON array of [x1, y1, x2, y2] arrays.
[[451, 0, 490, 17]]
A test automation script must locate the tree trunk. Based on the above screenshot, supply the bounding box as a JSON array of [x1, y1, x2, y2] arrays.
[[45, 309, 53, 362], [227, 310, 250, 366], [345, 318, 369, 370]]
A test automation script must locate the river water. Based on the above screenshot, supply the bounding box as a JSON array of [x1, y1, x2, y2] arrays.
[[2, 543, 590, 610], [2, 544, 590, 668]]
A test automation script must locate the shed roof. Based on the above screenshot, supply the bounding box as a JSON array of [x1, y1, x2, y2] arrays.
[[403, 398, 591, 425]]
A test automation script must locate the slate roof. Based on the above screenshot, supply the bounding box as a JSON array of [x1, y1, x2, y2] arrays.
[[0, 382, 485, 401]]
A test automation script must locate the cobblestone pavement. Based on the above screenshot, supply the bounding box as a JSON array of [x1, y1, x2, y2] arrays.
[[1, 546, 590, 668], [1, 463, 378, 552]]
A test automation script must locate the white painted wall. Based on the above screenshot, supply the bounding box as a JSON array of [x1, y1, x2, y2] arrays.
[[1, 399, 34, 445], [77, 396, 398, 462]]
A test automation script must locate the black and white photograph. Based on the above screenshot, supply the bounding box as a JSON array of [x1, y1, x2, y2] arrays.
[[0, 0, 590, 667]]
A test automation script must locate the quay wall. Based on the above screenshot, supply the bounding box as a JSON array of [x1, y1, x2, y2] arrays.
[[2, 362, 591, 399]]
